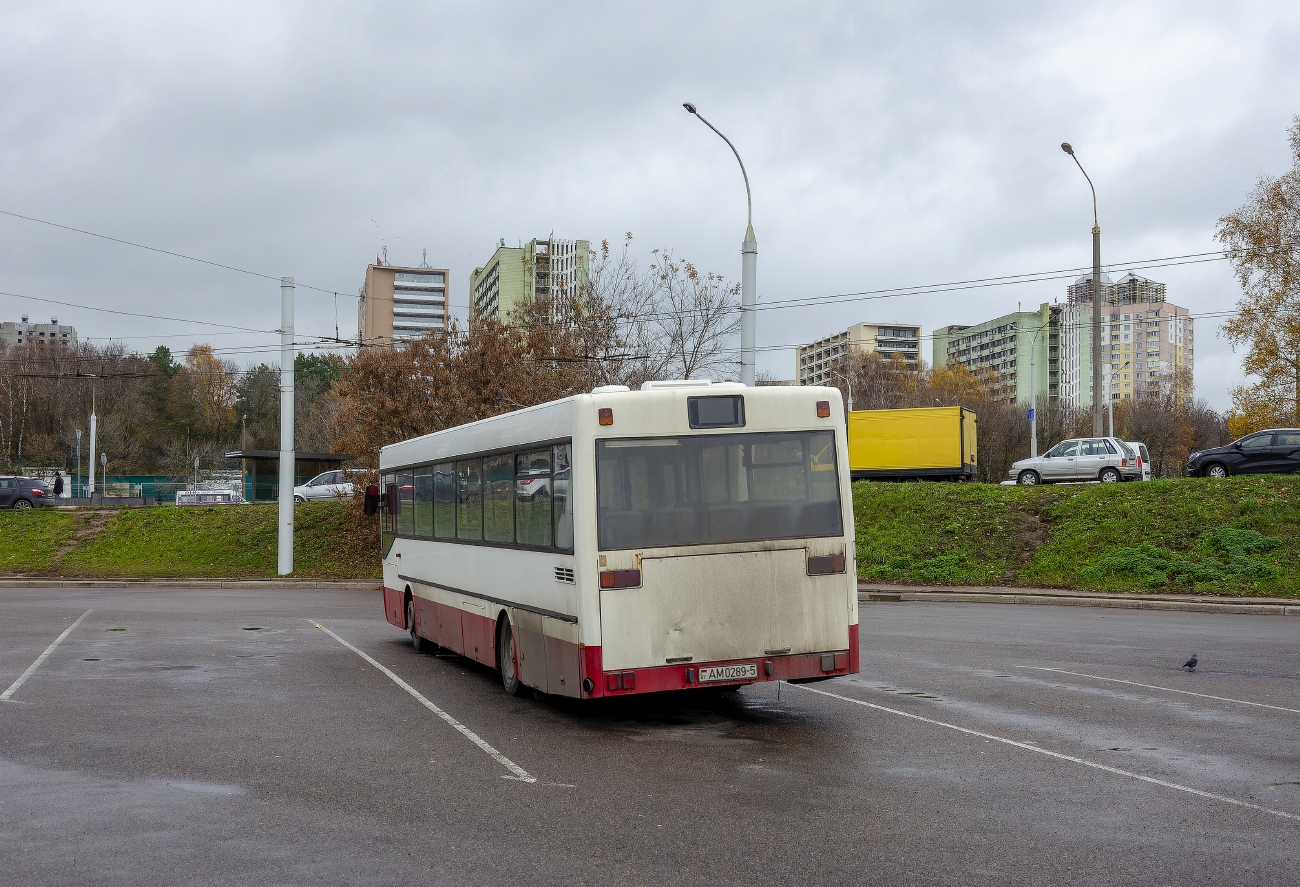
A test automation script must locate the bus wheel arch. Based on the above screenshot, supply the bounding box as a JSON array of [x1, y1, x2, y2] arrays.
[[405, 588, 428, 653], [496, 613, 526, 697]]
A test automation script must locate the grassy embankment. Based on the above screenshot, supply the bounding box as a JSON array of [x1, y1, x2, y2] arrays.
[[0, 503, 380, 580], [3, 478, 1299, 594], [855, 475, 1300, 597]]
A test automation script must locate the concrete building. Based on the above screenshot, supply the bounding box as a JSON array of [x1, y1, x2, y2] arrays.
[[0, 315, 78, 349], [797, 322, 922, 386], [469, 237, 590, 326], [357, 262, 448, 346], [932, 272, 1194, 409], [931, 307, 1058, 404], [1058, 273, 1192, 408]]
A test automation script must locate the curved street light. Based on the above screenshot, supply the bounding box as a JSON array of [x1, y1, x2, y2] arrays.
[[684, 103, 757, 386], [1061, 142, 1105, 436]]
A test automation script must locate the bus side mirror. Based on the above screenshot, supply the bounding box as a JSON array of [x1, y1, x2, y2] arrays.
[[363, 484, 379, 516]]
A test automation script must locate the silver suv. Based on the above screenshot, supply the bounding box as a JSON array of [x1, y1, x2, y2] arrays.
[[1009, 437, 1141, 485]]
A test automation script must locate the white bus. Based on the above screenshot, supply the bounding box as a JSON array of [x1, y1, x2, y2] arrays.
[[377, 380, 859, 699]]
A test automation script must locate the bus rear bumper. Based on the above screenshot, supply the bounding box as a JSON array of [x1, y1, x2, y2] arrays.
[[582, 624, 860, 698]]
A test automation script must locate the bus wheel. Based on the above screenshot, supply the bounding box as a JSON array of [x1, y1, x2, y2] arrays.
[[497, 618, 526, 697], [407, 598, 428, 653]]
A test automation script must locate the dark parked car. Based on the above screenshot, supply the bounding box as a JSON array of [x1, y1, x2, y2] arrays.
[[0, 476, 52, 509], [1186, 428, 1300, 478]]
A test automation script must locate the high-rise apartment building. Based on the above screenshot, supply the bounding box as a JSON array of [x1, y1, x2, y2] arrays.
[[357, 262, 449, 346], [470, 237, 590, 325], [932, 272, 1193, 409], [1058, 272, 1192, 408], [0, 315, 78, 349], [797, 322, 922, 386], [931, 307, 1058, 404]]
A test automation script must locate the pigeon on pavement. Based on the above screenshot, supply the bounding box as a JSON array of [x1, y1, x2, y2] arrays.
[[1182, 654, 1198, 672]]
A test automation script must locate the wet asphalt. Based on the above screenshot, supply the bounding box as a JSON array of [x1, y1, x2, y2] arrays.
[[1, 588, 1296, 886]]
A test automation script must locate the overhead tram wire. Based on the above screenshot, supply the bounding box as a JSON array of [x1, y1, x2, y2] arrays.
[[0, 289, 277, 334], [3, 206, 1254, 353]]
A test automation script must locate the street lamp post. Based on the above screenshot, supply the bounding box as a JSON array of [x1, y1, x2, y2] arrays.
[[1061, 142, 1104, 437], [75, 429, 82, 499], [1026, 319, 1051, 457], [684, 102, 756, 386], [831, 370, 854, 412]]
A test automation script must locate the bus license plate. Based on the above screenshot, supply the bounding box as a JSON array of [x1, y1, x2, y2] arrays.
[[698, 663, 758, 683]]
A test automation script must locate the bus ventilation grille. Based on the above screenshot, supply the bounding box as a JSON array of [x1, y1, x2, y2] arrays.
[[554, 566, 575, 584]]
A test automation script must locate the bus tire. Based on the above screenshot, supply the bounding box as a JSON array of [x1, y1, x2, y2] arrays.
[[497, 617, 526, 697], [407, 597, 428, 653]]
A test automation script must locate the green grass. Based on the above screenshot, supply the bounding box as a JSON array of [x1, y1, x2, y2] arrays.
[[6, 479, 1300, 595], [855, 476, 1300, 597], [49, 503, 380, 579], [0, 510, 86, 573]]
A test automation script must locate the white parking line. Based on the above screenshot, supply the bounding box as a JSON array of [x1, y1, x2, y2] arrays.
[[311, 621, 536, 784], [1, 609, 93, 703], [792, 682, 1300, 823], [1016, 666, 1300, 715]]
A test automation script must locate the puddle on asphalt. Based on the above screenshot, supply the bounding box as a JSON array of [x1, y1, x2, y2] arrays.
[[877, 686, 943, 701]]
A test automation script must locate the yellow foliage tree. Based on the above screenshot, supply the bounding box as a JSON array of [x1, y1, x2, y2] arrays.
[[1217, 114, 1300, 427], [183, 344, 237, 435]]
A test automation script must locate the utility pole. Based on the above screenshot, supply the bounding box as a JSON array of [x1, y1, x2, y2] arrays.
[[1062, 142, 1104, 436], [87, 389, 97, 499], [278, 277, 295, 576], [684, 102, 756, 386], [75, 428, 82, 498]]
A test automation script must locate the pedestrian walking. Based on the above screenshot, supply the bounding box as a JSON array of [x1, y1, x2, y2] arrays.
[[53, 471, 65, 498]]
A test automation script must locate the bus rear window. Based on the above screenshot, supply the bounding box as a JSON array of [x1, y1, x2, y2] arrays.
[[595, 431, 842, 550]]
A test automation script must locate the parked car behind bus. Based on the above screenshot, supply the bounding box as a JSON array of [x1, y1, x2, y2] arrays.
[[0, 476, 51, 509], [1126, 441, 1152, 480], [293, 469, 362, 502], [1009, 437, 1141, 485], [1187, 429, 1300, 478]]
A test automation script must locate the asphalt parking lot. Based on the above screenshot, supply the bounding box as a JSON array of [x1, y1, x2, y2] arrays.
[[2, 587, 1297, 886]]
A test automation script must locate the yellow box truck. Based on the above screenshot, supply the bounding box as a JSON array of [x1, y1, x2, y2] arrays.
[[847, 406, 977, 481]]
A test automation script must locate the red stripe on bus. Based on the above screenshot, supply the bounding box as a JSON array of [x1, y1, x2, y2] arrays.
[[582, 647, 856, 696], [382, 586, 405, 629], [849, 623, 860, 673]]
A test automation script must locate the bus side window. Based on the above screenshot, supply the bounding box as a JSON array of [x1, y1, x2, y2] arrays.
[[456, 459, 483, 541], [397, 470, 415, 536], [483, 454, 514, 544], [515, 449, 552, 548], [414, 467, 434, 539], [554, 443, 573, 550], [434, 463, 456, 539]]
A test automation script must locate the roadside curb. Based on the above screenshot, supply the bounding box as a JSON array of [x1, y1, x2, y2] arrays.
[[857, 583, 1300, 616], [0, 578, 381, 590]]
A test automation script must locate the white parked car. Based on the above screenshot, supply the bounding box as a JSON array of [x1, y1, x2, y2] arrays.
[[293, 470, 359, 502], [1008, 437, 1141, 485], [1126, 441, 1152, 481]]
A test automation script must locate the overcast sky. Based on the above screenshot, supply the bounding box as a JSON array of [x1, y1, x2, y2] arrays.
[[3, 1, 1299, 410]]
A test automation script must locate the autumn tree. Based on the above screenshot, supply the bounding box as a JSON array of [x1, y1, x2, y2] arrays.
[[182, 344, 238, 437], [1218, 114, 1300, 429]]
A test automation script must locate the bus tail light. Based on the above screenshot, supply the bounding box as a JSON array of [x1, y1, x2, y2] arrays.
[[807, 554, 845, 575], [598, 408, 613, 426], [816, 400, 831, 418], [600, 569, 641, 589]]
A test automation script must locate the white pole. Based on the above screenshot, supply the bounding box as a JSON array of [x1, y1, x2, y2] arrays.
[[683, 103, 756, 386], [741, 226, 757, 386], [278, 277, 295, 576], [87, 401, 97, 498]]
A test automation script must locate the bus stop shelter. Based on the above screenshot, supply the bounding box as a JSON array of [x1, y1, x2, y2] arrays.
[[222, 450, 352, 503]]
